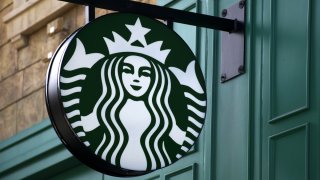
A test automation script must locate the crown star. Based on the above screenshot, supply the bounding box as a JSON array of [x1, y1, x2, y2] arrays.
[[104, 18, 171, 64], [126, 18, 151, 46]]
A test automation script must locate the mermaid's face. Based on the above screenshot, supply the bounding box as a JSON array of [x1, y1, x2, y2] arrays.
[[121, 56, 151, 98]]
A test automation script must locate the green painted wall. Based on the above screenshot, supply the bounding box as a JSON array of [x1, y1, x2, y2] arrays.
[[1, 0, 320, 179]]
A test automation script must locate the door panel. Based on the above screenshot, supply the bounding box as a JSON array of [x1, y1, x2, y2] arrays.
[[268, 124, 309, 180], [268, 0, 310, 122]]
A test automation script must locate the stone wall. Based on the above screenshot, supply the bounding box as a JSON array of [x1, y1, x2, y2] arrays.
[[0, 0, 156, 141]]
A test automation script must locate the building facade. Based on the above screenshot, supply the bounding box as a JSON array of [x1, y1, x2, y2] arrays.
[[0, 0, 319, 179]]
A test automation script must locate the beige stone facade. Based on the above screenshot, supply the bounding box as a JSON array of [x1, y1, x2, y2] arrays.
[[0, 0, 156, 141]]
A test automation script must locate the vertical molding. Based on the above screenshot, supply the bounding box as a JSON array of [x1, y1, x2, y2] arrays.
[[183, 1, 199, 156], [268, 0, 311, 123], [249, 0, 265, 178], [268, 0, 275, 122], [201, 0, 217, 180], [246, 0, 255, 179]]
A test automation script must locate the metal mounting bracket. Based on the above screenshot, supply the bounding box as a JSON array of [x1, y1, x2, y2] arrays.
[[220, 1, 246, 83], [60, 0, 243, 32], [60, 0, 246, 83]]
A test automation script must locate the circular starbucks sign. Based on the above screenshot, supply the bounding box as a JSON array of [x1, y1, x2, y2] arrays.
[[46, 13, 206, 176]]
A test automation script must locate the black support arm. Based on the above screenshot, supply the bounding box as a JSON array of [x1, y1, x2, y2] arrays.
[[60, 0, 242, 32]]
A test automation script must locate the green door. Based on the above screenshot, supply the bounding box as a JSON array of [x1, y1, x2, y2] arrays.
[[252, 0, 320, 180]]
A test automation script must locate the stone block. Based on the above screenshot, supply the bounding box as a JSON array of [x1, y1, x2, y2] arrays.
[[59, 5, 86, 33], [0, 3, 13, 46], [47, 31, 68, 54], [47, 17, 66, 36], [76, 5, 85, 27], [63, 6, 77, 33], [0, 72, 23, 110], [22, 60, 49, 96], [0, 0, 12, 12], [18, 27, 47, 70], [17, 88, 45, 132], [3, 0, 74, 40], [13, 0, 26, 9], [11, 34, 28, 50], [0, 103, 17, 141], [43, 30, 68, 62], [0, 43, 18, 81]]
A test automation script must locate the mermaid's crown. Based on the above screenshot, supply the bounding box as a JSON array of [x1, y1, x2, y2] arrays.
[[104, 18, 171, 64]]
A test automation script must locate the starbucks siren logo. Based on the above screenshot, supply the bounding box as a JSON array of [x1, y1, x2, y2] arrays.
[[57, 14, 206, 172]]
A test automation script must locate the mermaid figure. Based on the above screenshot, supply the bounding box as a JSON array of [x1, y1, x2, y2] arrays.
[[87, 54, 186, 170]]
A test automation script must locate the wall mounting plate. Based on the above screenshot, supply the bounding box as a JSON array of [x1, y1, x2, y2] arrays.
[[221, 1, 245, 83]]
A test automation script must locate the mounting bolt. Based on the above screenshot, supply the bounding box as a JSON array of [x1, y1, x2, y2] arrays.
[[238, 65, 245, 73], [239, 0, 245, 9], [222, 9, 227, 17], [221, 73, 227, 82]]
